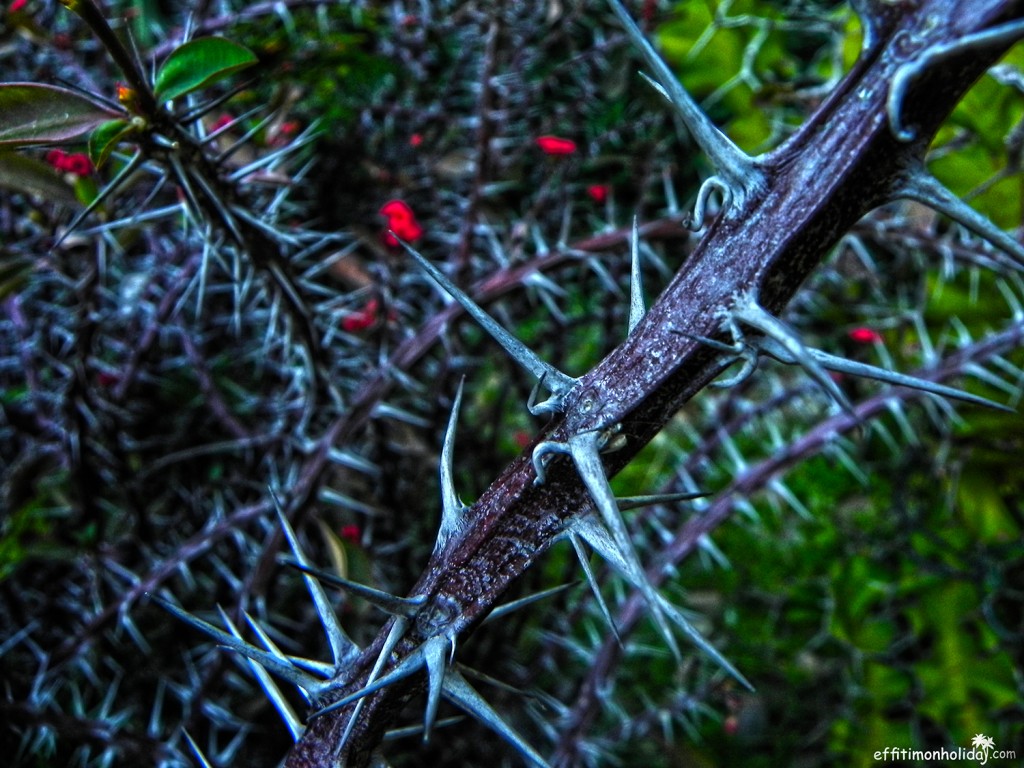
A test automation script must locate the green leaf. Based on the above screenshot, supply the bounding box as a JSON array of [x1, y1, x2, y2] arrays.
[[154, 38, 258, 102], [0, 83, 121, 147], [0, 151, 78, 204], [88, 119, 136, 168]]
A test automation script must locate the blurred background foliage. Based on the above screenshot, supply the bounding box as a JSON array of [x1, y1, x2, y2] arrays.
[[1, 0, 1022, 766]]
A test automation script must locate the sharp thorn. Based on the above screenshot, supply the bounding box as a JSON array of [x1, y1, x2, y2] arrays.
[[628, 216, 645, 334], [617, 491, 712, 511], [896, 168, 1024, 270], [400, 239, 576, 402], [283, 560, 427, 617], [567, 433, 681, 660], [484, 582, 578, 625], [437, 378, 468, 552], [569, 533, 623, 647], [441, 670, 553, 768], [656, 599, 754, 692], [183, 730, 214, 768], [423, 635, 452, 742], [271, 492, 359, 666], [606, 0, 758, 189]]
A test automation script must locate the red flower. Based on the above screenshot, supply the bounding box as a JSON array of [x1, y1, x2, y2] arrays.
[[587, 184, 610, 204], [339, 524, 361, 544], [10, 0, 28, 12], [45, 149, 68, 169], [343, 298, 380, 333], [409, 133, 423, 147], [536, 135, 577, 155], [63, 153, 93, 176], [211, 114, 235, 132], [380, 199, 423, 246], [848, 327, 882, 344]]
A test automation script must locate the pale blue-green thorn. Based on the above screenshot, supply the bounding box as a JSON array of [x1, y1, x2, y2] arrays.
[[384, 717, 464, 742], [272, 495, 358, 666], [54, 152, 145, 248], [755, 336, 1015, 413], [683, 175, 732, 231], [423, 635, 453, 742], [401, 240, 577, 407], [656, 599, 754, 692], [896, 168, 1024, 270], [607, 0, 757, 188], [569, 533, 623, 647], [183, 730, 214, 768], [628, 216, 645, 334], [767, 479, 811, 520], [149, 595, 322, 693], [339, 617, 410, 752], [437, 378, 468, 552], [730, 300, 854, 414], [310, 636, 431, 721], [674, 329, 758, 388], [617, 490, 711, 511], [483, 582, 578, 625], [848, 0, 880, 52], [283, 560, 427, 618], [531, 437, 573, 486], [567, 433, 682, 661], [441, 670, 553, 768], [243, 611, 320, 699], [889, 19, 1024, 141], [220, 608, 304, 741]]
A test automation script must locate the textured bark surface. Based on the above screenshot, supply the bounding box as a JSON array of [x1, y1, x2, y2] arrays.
[[287, 1, 1024, 765]]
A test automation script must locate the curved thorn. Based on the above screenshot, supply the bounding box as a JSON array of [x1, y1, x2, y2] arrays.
[[617, 491, 712, 511], [423, 635, 452, 742], [438, 378, 467, 551], [757, 337, 1015, 412], [896, 168, 1024, 270], [442, 670, 553, 768], [150, 595, 321, 693], [678, 329, 759, 387], [628, 216, 645, 334], [532, 439, 573, 486], [400, 239, 576, 397], [310, 638, 429, 721], [607, 0, 756, 186], [484, 582, 578, 624], [272, 493, 358, 665], [685, 175, 731, 231], [569, 533, 623, 647], [889, 19, 1024, 141], [731, 299, 854, 414], [283, 561, 427, 617], [567, 433, 681, 660]]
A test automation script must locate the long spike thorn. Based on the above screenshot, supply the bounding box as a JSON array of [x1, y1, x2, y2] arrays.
[[437, 378, 467, 552], [757, 337, 1014, 412], [484, 582, 578, 624], [400, 239, 576, 403], [283, 560, 427, 617], [656, 599, 754, 691], [183, 730, 214, 768], [889, 19, 1024, 141], [224, 610, 304, 741], [310, 639, 430, 721], [272, 493, 358, 666], [149, 595, 322, 692], [338, 617, 410, 751], [569, 533, 623, 647], [617, 490, 712, 511], [731, 299, 854, 413], [628, 216, 645, 334], [423, 635, 452, 742], [53, 152, 146, 248], [896, 168, 1024, 270], [567, 433, 681, 660], [606, 0, 757, 189], [441, 670, 553, 768]]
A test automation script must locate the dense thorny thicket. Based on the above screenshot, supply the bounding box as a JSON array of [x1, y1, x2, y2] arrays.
[[2, 1, 1023, 766]]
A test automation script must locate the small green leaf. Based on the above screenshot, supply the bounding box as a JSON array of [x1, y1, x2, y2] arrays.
[[154, 38, 258, 102], [88, 119, 135, 168], [0, 151, 78, 204], [0, 83, 121, 147]]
